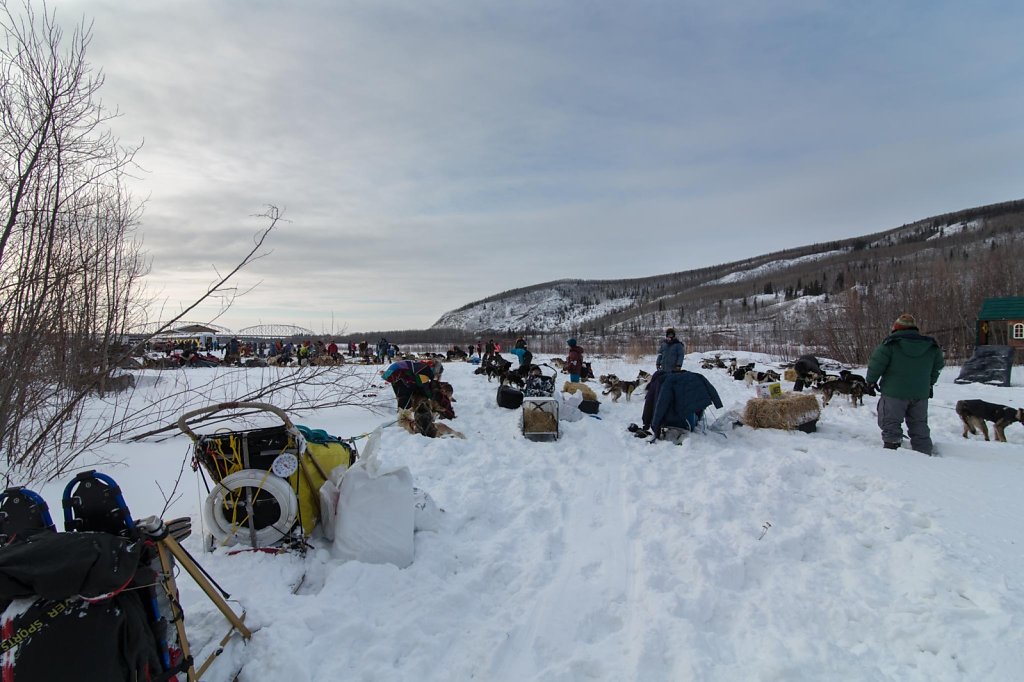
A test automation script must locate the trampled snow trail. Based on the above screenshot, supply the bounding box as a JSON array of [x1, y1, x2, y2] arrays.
[[487, 424, 639, 681]]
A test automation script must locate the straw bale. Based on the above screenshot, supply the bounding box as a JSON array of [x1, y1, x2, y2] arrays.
[[743, 393, 820, 430], [523, 407, 558, 434]]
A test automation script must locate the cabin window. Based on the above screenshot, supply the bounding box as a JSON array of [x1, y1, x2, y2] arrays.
[[1014, 323, 1024, 340]]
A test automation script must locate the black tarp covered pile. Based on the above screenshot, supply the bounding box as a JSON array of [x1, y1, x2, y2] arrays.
[[954, 345, 1015, 387]]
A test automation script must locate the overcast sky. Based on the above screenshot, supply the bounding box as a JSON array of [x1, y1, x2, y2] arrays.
[[47, 0, 1024, 334]]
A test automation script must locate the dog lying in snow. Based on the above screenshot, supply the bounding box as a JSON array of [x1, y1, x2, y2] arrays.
[[397, 402, 465, 439], [956, 399, 1024, 442], [562, 381, 598, 402]]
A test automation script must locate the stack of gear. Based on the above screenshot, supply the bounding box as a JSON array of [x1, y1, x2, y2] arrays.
[[178, 401, 355, 548], [0, 472, 250, 681], [649, 370, 724, 442], [382, 360, 438, 409], [523, 364, 557, 398]]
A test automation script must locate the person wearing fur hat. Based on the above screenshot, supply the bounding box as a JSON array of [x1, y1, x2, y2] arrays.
[[656, 328, 685, 372], [865, 313, 945, 455], [565, 338, 585, 382]]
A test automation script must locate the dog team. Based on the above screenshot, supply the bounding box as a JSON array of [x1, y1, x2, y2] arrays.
[[385, 314, 1023, 451]]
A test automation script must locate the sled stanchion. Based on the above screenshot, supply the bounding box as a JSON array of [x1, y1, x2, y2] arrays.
[[138, 515, 252, 682], [162, 534, 253, 639], [154, 540, 196, 681]]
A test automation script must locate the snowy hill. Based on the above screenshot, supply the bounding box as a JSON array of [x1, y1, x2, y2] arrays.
[[431, 199, 1023, 337]]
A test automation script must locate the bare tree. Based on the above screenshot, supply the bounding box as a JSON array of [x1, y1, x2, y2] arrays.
[[0, 0, 148, 475], [0, 3, 383, 482]]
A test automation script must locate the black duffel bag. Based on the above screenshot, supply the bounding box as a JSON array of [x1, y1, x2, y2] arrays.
[[497, 385, 524, 409]]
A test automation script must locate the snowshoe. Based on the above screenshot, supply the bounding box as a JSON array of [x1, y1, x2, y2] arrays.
[[62, 470, 137, 537], [61, 472, 189, 678], [0, 486, 56, 545]]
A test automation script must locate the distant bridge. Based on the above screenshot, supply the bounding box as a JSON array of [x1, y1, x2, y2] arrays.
[[128, 321, 315, 339], [128, 321, 233, 335], [237, 324, 315, 338]]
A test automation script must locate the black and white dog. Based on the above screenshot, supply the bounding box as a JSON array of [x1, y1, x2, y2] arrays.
[[956, 400, 1024, 443]]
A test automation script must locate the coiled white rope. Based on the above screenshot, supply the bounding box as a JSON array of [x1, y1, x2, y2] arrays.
[[203, 469, 298, 547]]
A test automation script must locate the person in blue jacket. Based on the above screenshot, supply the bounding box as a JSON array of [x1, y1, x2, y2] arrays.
[[656, 328, 685, 372], [510, 342, 533, 378]]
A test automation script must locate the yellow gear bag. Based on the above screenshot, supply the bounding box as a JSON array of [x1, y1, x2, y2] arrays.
[[288, 440, 354, 535]]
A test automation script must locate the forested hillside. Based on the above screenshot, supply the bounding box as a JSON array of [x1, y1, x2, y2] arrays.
[[431, 199, 1024, 363]]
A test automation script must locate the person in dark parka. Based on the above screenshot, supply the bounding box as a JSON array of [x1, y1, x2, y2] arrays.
[[792, 354, 822, 392], [864, 313, 944, 455], [656, 328, 685, 372]]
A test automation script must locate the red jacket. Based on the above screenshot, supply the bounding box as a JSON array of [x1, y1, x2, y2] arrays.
[[566, 346, 584, 374]]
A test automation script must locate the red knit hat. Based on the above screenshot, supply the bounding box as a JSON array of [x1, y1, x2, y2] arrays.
[[892, 313, 918, 331]]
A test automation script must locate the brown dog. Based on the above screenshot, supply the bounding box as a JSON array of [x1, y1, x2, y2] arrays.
[[602, 377, 640, 402], [956, 400, 1024, 442], [398, 402, 465, 439], [820, 379, 864, 407]]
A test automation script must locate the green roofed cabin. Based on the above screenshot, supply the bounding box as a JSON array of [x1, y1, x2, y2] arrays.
[[976, 296, 1024, 351]]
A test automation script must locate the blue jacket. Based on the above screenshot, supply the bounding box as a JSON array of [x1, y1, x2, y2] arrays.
[[510, 347, 532, 367], [656, 338, 685, 371], [652, 371, 723, 434]]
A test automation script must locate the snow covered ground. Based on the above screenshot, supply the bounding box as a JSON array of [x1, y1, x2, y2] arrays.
[[28, 351, 1024, 681]]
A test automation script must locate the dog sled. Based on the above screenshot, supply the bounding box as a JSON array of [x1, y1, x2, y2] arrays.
[[521, 364, 559, 441], [177, 401, 356, 548]]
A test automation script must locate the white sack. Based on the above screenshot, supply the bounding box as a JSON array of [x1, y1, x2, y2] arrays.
[[333, 460, 414, 568], [559, 390, 584, 422]]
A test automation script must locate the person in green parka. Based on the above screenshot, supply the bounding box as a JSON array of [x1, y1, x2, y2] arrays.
[[864, 313, 945, 455]]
